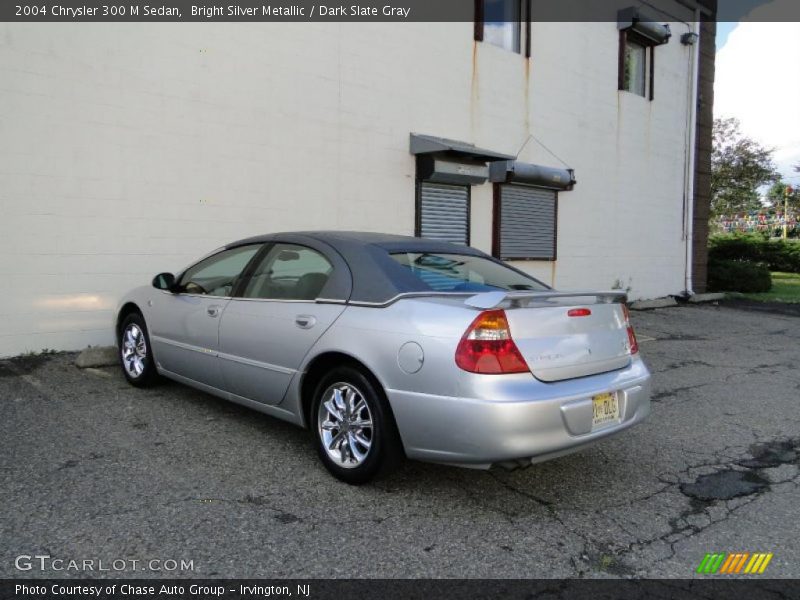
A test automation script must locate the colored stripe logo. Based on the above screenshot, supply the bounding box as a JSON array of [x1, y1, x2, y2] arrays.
[[696, 552, 773, 574]]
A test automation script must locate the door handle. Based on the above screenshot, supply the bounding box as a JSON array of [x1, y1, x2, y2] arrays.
[[207, 306, 221, 318], [295, 315, 316, 329]]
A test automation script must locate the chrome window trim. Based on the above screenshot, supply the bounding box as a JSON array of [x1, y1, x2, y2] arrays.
[[347, 291, 475, 308], [158, 290, 232, 300], [158, 290, 347, 304], [225, 297, 347, 305]]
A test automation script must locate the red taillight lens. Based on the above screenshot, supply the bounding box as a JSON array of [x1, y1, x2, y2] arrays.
[[568, 308, 592, 317], [622, 305, 639, 355], [455, 310, 529, 374]]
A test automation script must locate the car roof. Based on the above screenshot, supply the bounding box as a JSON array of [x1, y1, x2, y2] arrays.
[[225, 230, 490, 304], [229, 230, 480, 250]]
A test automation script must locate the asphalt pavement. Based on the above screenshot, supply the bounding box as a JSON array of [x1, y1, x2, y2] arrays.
[[1, 303, 798, 578]]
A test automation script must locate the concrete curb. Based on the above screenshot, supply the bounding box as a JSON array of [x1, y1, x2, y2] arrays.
[[630, 297, 679, 310], [75, 346, 118, 368], [688, 293, 726, 304]]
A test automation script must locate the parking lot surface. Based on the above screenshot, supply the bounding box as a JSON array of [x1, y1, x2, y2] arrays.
[[1, 303, 798, 578]]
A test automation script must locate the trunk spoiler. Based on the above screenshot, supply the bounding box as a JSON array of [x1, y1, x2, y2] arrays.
[[464, 290, 628, 310]]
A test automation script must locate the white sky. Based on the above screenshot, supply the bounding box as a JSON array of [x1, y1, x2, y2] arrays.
[[714, 6, 800, 183]]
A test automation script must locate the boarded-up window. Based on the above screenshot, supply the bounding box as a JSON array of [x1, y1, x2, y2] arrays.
[[495, 184, 557, 260]]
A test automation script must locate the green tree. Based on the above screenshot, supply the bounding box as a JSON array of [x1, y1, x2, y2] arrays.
[[711, 117, 779, 217], [765, 181, 800, 209]]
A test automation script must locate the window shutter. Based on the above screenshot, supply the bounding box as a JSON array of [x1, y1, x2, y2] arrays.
[[418, 182, 470, 246], [497, 184, 556, 260]]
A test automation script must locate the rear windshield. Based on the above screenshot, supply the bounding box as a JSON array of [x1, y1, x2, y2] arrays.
[[390, 252, 548, 293]]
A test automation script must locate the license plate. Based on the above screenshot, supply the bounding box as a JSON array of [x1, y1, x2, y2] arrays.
[[592, 392, 619, 428]]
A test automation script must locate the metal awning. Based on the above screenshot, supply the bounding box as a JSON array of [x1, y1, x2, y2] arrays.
[[409, 133, 515, 162]]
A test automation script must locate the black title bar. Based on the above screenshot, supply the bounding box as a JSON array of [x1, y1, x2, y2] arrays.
[[3, 579, 800, 600], [2, 0, 799, 22]]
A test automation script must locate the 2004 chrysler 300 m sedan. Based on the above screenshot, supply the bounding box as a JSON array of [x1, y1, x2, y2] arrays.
[[115, 231, 651, 484]]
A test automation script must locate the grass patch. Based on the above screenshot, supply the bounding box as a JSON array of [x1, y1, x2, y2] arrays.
[[732, 272, 800, 303]]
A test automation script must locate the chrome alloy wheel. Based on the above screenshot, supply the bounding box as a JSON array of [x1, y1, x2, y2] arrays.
[[317, 382, 374, 469], [121, 323, 148, 378]]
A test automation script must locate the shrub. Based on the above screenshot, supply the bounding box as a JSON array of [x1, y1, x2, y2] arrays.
[[708, 234, 800, 273], [707, 259, 772, 293]]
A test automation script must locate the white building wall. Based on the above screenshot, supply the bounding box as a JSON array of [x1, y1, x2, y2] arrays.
[[0, 16, 696, 357]]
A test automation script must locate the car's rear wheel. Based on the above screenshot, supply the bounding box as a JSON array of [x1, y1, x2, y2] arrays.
[[119, 313, 159, 387], [312, 366, 402, 484]]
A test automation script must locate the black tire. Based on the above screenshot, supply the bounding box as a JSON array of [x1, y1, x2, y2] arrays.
[[118, 312, 159, 387], [311, 365, 403, 484]]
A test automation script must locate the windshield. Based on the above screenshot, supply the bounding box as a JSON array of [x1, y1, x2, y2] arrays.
[[390, 252, 548, 293]]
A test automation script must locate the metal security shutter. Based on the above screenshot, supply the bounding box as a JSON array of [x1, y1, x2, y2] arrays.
[[497, 184, 557, 260], [418, 182, 470, 245]]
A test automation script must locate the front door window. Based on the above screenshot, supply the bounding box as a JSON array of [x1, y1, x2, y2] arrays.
[[178, 245, 262, 297]]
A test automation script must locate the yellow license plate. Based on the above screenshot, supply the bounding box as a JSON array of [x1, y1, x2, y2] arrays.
[[592, 392, 619, 428]]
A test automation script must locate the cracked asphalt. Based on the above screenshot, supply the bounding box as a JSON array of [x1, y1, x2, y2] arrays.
[[1, 303, 798, 579]]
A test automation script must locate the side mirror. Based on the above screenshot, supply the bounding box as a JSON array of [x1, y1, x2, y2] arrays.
[[152, 272, 177, 292]]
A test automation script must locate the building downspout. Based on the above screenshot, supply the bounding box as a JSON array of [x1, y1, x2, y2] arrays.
[[683, 10, 701, 297]]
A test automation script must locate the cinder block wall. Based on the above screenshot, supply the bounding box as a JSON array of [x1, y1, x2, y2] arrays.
[[1, 13, 700, 356]]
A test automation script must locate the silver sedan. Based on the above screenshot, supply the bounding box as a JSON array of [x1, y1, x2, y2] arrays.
[[116, 231, 651, 484]]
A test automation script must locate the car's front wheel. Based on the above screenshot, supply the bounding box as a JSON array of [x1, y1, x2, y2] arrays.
[[119, 313, 159, 387], [312, 366, 402, 484]]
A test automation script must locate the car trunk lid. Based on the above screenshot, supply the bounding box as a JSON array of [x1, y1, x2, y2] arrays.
[[465, 290, 633, 382]]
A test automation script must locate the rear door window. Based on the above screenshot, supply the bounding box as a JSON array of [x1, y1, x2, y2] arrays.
[[390, 252, 547, 292], [242, 244, 333, 301]]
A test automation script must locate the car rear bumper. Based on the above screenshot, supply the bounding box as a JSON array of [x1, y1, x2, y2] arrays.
[[386, 357, 651, 468]]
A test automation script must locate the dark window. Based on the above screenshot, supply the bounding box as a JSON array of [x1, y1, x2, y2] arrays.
[[390, 252, 547, 293], [475, 0, 530, 56], [493, 184, 557, 261], [241, 243, 332, 301], [416, 181, 470, 246], [178, 245, 262, 297]]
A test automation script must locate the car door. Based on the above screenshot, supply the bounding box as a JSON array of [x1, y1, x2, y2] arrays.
[[218, 242, 348, 405], [148, 244, 263, 390]]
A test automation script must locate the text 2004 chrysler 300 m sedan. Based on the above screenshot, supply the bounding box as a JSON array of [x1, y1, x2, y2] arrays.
[[115, 231, 651, 484]]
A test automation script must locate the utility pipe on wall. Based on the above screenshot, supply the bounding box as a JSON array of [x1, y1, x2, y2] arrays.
[[682, 10, 701, 297]]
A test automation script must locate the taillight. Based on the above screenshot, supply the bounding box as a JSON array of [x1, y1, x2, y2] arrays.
[[621, 304, 639, 355], [455, 310, 529, 374]]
